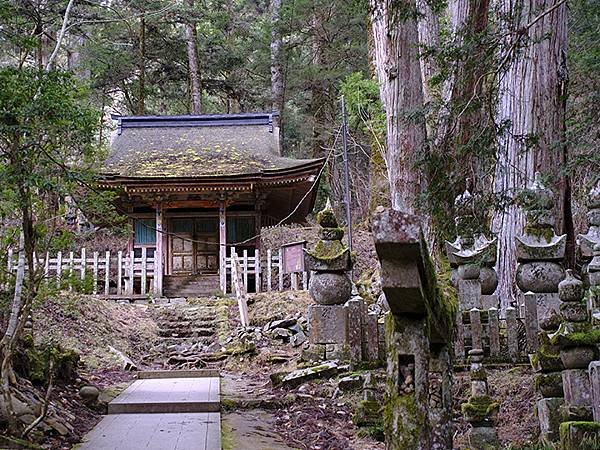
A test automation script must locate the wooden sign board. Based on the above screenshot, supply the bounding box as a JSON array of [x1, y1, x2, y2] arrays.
[[282, 241, 306, 274]]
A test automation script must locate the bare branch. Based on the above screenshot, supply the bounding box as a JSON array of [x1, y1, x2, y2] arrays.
[[45, 0, 76, 71]]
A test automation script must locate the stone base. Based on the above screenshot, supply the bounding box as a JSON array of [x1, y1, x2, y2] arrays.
[[325, 343, 349, 360], [481, 294, 498, 309], [559, 421, 600, 450], [535, 293, 561, 329], [537, 397, 565, 442], [563, 369, 592, 412], [590, 361, 600, 422], [301, 344, 326, 363], [467, 426, 499, 449], [308, 304, 348, 345]]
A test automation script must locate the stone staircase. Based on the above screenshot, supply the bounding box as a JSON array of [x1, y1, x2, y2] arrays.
[[164, 275, 220, 297], [148, 299, 224, 370]]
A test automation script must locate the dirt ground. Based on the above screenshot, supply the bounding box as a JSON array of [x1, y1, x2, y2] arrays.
[[3, 290, 541, 450]]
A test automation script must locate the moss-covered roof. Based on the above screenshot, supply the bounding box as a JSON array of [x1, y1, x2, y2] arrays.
[[104, 117, 322, 179]]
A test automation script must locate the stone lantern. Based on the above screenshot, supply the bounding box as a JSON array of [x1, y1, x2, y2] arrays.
[[304, 199, 353, 305], [445, 186, 498, 310], [578, 178, 600, 286], [303, 200, 354, 360], [515, 172, 566, 328]]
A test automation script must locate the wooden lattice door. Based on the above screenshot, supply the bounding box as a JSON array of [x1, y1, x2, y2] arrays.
[[194, 218, 219, 274], [170, 218, 194, 274]]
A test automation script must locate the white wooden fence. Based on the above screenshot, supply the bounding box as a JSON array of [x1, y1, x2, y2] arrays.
[[4, 245, 310, 297], [4, 248, 155, 296], [224, 246, 309, 294]]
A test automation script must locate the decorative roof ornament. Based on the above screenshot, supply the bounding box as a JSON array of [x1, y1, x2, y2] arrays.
[[445, 185, 496, 267], [515, 172, 566, 260], [517, 171, 556, 229], [445, 183, 498, 299], [577, 178, 600, 262]]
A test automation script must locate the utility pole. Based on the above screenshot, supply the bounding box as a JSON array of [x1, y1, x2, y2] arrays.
[[341, 96, 353, 256]]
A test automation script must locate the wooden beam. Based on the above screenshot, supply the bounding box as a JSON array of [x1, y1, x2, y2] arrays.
[[219, 199, 227, 293], [154, 203, 164, 297]]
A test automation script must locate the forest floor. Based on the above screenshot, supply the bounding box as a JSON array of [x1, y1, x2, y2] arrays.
[[6, 290, 539, 449]]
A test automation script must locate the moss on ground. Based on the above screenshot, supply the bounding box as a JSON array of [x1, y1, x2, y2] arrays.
[[221, 421, 236, 450]]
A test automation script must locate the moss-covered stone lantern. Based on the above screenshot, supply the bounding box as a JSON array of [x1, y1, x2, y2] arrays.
[[304, 199, 353, 305]]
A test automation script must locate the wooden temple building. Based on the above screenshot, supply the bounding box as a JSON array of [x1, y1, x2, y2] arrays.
[[101, 113, 324, 297]]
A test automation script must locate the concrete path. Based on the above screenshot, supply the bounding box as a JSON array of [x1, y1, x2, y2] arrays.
[[78, 371, 221, 450]]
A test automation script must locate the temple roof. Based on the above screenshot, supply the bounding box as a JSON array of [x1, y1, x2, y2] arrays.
[[103, 113, 324, 180]]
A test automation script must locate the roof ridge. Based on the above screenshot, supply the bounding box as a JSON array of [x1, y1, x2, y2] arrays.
[[112, 112, 280, 132]]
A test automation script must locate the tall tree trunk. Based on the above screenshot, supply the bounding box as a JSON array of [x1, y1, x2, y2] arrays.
[[448, 0, 491, 188], [311, 3, 328, 158], [492, 0, 568, 309], [370, 0, 428, 215], [270, 0, 284, 150], [185, 0, 202, 115], [138, 16, 146, 115], [415, 0, 440, 106]]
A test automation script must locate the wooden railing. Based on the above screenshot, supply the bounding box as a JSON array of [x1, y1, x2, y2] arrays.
[[4, 248, 155, 296], [4, 244, 311, 297], [224, 246, 309, 294]]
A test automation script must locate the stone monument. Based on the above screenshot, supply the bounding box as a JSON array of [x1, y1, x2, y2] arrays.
[[515, 172, 566, 329], [304, 200, 353, 360], [578, 179, 600, 281], [372, 207, 455, 450], [461, 349, 500, 449], [445, 186, 498, 310]]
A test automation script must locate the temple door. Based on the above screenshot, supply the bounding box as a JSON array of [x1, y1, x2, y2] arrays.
[[194, 218, 219, 274], [170, 218, 194, 274]]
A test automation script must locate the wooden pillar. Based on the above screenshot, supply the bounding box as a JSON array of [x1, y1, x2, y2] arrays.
[[154, 203, 164, 297], [219, 199, 227, 293]]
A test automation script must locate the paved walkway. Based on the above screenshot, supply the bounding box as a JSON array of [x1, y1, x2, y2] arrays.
[[79, 371, 221, 450]]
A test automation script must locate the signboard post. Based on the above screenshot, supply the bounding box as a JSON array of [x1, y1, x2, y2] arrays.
[[281, 241, 306, 274]]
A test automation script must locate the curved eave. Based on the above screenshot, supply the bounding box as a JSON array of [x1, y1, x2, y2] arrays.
[[99, 158, 325, 189]]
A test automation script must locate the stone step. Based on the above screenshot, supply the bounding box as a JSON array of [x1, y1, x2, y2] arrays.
[[107, 377, 220, 414], [157, 337, 215, 346], [78, 412, 221, 450], [137, 369, 220, 379], [157, 319, 217, 328], [157, 328, 216, 338]]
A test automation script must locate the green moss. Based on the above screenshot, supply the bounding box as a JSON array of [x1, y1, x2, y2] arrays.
[[221, 421, 236, 450], [357, 425, 385, 442], [353, 400, 381, 426], [0, 435, 42, 449], [421, 251, 457, 342], [534, 372, 563, 392], [316, 208, 338, 228], [461, 395, 499, 423], [14, 336, 79, 384], [531, 339, 563, 371], [471, 367, 487, 381], [560, 421, 600, 450], [524, 224, 555, 242], [383, 391, 426, 450], [221, 398, 236, 411], [561, 329, 600, 346], [308, 239, 346, 261]]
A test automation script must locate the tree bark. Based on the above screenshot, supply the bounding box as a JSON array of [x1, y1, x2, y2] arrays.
[[185, 0, 202, 115], [492, 0, 569, 309], [270, 0, 284, 149], [311, 4, 327, 158], [370, 0, 428, 215], [415, 0, 440, 106]]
